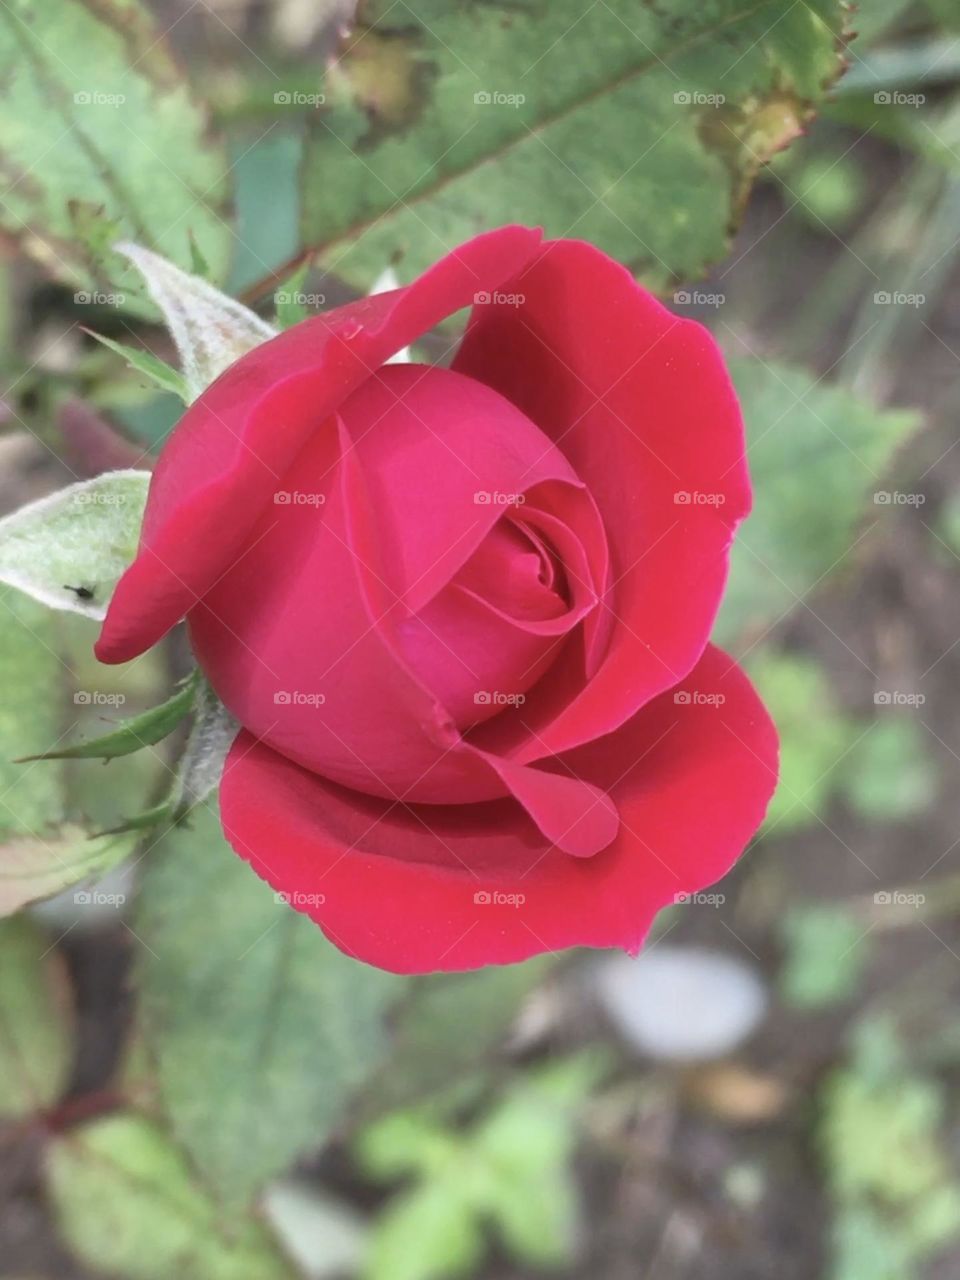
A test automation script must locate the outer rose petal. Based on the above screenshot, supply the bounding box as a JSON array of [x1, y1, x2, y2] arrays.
[[219, 646, 778, 974], [453, 239, 751, 761], [96, 226, 542, 664]]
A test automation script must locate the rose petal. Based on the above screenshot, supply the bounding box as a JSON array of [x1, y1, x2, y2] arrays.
[[452, 239, 751, 760], [219, 646, 778, 973], [96, 226, 542, 664]]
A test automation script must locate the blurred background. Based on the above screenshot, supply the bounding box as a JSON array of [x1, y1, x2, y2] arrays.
[[3, 1, 960, 1278]]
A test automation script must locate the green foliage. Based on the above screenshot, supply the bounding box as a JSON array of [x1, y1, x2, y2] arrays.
[[820, 1018, 960, 1279], [85, 331, 188, 402], [373, 959, 555, 1112], [20, 670, 198, 763], [717, 359, 921, 644], [357, 1054, 603, 1280], [0, 586, 66, 836], [0, 585, 159, 912], [0, 0, 231, 307], [135, 802, 403, 1212], [0, 916, 72, 1119], [116, 243, 276, 401], [0, 472, 150, 621], [301, 0, 847, 290], [747, 652, 855, 832], [47, 1115, 296, 1280], [0, 827, 135, 918], [780, 905, 871, 1008], [747, 652, 936, 833], [842, 717, 937, 821], [229, 131, 303, 295]]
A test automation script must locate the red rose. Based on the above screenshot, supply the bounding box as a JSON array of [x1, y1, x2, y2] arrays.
[[97, 227, 778, 974]]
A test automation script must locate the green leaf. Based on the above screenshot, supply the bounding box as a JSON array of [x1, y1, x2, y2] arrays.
[[780, 905, 870, 1009], [0, 827, 134, 918], [0, 0, 231, 304], [841, 717, 937, 822], [19, 671, 198, 763], [0, 586, 66, 837], [136, 802, 402, 1211], [365, 1183, 482, 1280], [116, 243, 276, 400], [746, 652, 857, 833], [358, 1055, 599, 1280], [46, 1115, 296, 1280], [84, 330, 188, 402], [0, 916, 72, 1119], [717, 359, 921, 644], [300, 0, 847, 289], [0, 472, 149, 621], [105, 678, 239, 835], [370, 959, 553, 1112], [273, 258, 312, 329]]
